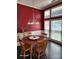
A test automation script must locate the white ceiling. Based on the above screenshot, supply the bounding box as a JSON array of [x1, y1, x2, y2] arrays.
[[17, 0, 61, 10]]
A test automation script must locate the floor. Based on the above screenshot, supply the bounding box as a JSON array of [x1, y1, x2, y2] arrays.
[[46, 42, 62, 59], [17, 42, 62, 59]]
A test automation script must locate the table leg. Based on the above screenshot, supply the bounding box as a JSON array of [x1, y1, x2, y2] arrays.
[[30, 45, 33, 59]]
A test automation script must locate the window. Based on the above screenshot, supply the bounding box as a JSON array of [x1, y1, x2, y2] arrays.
[[44, 4, 62, 42], [51, 5, 62, 17], [44, 21, 50, 37], [44, 9, 50, 19], [51, 19, 62, 41]]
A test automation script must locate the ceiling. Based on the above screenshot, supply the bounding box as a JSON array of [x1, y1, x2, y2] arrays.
[[17, 0, 61, 10]]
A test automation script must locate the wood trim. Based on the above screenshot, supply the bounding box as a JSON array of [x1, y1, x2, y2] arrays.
[[17, 3, 42, 11], [49, 9, 51, 39], [45, 16, 62, 20]]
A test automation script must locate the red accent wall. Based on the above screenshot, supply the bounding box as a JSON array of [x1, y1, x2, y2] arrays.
[[17, 4, 44, 32]]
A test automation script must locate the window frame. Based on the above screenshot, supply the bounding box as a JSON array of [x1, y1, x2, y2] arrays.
[[44, 4, 62, 20], [43, 3, 62, 43]]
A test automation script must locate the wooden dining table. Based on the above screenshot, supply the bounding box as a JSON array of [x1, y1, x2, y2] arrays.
[[22, 35, 47, 59]]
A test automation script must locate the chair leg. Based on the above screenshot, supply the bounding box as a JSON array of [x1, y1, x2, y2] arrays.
[[38, 56, 40, 59], [45, 53, 47, 59], [24, 52, 25, 59], [38, 53, 40, 59]]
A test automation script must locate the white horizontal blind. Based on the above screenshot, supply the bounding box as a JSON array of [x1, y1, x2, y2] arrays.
[[44, 9, 50, 19], [51, 19, 62, 41], [44, 21, 50, 37], [51, 5, 62, 17]]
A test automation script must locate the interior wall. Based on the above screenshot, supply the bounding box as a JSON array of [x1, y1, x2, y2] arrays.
[[17, 4, 44, 32]]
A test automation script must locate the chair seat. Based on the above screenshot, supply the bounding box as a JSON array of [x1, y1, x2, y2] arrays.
[[35, 48, 44, 53]]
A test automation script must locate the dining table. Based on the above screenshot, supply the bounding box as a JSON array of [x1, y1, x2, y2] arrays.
[[22, 35, 47, 59]]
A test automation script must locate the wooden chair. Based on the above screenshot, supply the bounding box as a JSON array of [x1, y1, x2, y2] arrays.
[[34, 39, 48, 59], [19, 39, 31, 59]]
